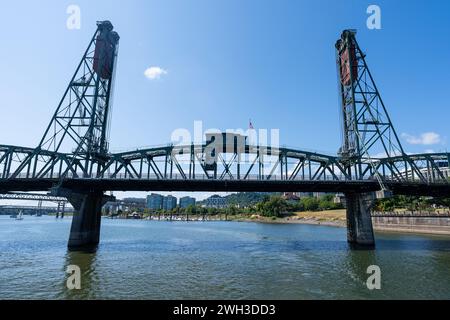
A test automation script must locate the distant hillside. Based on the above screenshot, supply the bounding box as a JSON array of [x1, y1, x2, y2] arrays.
[[197, 192, 281, 207], [225, 192, 280, 207]]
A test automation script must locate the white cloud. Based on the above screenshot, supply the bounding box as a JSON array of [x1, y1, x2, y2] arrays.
[[144, 66, 168, 80], [401, 132, 441, 145]]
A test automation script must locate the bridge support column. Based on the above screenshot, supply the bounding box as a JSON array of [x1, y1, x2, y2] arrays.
[[345, 193, 375, 248], [65, 190, 114, 251]]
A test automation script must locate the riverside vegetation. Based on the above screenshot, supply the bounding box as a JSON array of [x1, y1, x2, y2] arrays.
[[107, 193, 450, 226], [110, 194, 345, 222]]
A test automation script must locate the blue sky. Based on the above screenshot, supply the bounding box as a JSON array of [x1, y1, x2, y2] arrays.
[[1, 0, 449, 202]]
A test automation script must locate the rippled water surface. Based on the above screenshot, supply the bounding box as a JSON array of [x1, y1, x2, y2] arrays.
[[1, 216, 450, 299]]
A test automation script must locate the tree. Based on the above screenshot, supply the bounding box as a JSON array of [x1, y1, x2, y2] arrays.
[[257, 196, 287, 217], [185, 205, 196, 214], [301, 197, 319, 211], [226, 205, 238, 216]]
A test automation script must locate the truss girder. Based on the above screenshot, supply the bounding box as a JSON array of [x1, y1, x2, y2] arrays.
[[2, 144, 447, 184]]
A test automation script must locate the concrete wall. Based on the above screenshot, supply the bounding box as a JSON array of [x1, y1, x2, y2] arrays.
[[373, 216, 450, 235]]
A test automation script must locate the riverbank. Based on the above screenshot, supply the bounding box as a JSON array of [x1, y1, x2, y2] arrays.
[[109, 209, 450, 237], [231, 210, 450, 236], [231, 210, 346, 228]]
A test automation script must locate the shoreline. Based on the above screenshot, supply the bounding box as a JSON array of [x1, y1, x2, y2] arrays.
[[232, 215, 450, 237], [115, 209, 450, 237], [233, 217, 346, 228], [6, 213, 450, 237]]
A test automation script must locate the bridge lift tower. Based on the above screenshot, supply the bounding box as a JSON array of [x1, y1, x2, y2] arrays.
[[335, 30, 404, 247], [60, 21, 119, 250], [11, 21, 120, 250]]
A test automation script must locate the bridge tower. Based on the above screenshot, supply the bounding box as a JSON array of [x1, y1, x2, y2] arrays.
[[10, 21, 120, 181], [336, 29, 405, 176], [19, 21, 120, 250], [60, 21, 120, 251], [335, 30, 404, 247], [47, 21, 119, 177]]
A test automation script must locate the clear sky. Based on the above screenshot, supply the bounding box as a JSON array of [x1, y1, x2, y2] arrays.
[[1, 0, 449, 203]]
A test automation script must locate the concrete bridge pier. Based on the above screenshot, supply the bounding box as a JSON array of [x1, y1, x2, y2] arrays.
[[345, 192, 375, 248], [65, 190, 114, 251]]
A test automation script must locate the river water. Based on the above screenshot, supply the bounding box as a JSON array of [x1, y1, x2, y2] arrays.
[[1, 215, 450, 300]]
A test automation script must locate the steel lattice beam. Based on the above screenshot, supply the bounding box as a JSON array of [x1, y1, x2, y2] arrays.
[[0, 192, 67, 202]]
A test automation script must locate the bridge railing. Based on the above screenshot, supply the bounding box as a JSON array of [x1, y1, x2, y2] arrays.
[[3, 169, 449, 184], [6, 172, 351, 181]]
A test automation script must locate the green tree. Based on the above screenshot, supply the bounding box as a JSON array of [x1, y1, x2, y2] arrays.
[[257, 196, 287, 217], [186, 205, 196, 214], [226, 205, 238, 216], [301, 197, 319, 211]]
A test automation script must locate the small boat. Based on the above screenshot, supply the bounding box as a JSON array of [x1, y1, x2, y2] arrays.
[[15, 210, 24, 221]]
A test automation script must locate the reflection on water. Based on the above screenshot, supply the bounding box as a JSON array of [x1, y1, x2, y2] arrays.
[[1, 216, 450, 299], [60, 251, 98, 300]]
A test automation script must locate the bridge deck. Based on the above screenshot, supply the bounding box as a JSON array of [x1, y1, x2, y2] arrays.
[[1, 178, 449, 196]]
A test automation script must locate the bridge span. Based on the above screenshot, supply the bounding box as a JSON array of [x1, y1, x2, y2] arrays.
[[2, 178, 450, 198], [0, 22, 448, 251]]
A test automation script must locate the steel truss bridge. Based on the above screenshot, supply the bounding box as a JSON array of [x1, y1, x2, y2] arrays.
[[0, 192, 67, 202], [0, 192, 69, 219], [1, 144, 449, 196], [0, 22, 448, 250]]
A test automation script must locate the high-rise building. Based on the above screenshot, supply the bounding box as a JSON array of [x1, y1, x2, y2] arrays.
[[147, 193, 163, 210], [204, 195, 227, 209], [179, 196, 196, 209], [163, 195, 178, 211]]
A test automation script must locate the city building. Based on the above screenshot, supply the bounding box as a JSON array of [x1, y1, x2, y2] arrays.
[[294, 192, 331, 200], [147, 193, 163, 210], [295, 192, 314, 199], [162, 195, 178, 211], [122, 198, 146, 209], [282, 192, 300, 201], [204, 195, 227, 209], [313, 192, 327, 199], [179, 196, 196, 209]]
